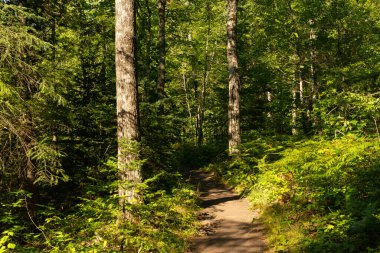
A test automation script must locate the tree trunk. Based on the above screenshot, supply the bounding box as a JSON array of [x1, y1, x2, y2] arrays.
[[287, 0, 303, 136], [266, 90, 273, 119], [197, 3, 212, 147], [299, 67, 304, 105], [227, 0, 241, 156], [291, 80, 298, 136], [115, 0, 141, 220], [157, 0, 166, 100], [142, 0, 153, 101], [309, 23, 318, 129]]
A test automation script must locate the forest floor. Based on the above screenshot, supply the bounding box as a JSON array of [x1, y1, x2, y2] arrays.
[[187, 169, 268, 253]]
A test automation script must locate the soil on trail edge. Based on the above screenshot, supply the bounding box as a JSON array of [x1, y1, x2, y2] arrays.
[[187, 170, 268, 253]]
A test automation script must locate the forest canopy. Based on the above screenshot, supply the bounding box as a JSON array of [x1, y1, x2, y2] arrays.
[[0, 0, 379, 252]]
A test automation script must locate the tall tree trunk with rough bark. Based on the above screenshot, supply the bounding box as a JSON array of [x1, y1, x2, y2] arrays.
[[157, 0, 166, 100], [115, 0, 141, 220], [227, 0, 241, 156]]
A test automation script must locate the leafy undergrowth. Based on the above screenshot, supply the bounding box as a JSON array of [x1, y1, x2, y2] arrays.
[[208, 134, 380, 253], [1, 165, 199, 252]]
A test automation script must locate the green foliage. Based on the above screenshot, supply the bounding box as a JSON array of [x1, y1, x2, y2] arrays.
[[207, 134, 380, 252], [0, 231, 16, 253], [42, 164, 197, 252], [0, 3, 67, 189], [0, 159, 198, 252], [1, 0, 380, 252], [315, 91, 380, 136], [206, 133, 288, 193], [246, 135, 380, 252]]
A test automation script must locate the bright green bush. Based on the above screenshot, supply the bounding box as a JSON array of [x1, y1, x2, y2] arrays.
[[209, 135, 380, 252], [41, 186, 198, 252], [248, 135, 380, 252], [205, 135, 288, 193]]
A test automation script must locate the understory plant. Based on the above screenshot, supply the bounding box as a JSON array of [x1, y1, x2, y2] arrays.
[[0, 159, 199, 252], [248, 135, 380, 252]]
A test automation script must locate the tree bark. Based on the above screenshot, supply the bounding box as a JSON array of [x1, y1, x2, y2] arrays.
[[266, 89, 273, 119], [291, 79, 298, 136], [309, 23, 318, 129], [141, 0, 153, 101], [292, 56, 305, 136], [115, 0, 141, 220], [157, 0, 166, 100], [227, 0, 241, 156], [197, 3, 212, 147], [287, 0, 303, 136]]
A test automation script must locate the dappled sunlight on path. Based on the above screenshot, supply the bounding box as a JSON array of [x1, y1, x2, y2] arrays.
[[188, 170, 268, 253]]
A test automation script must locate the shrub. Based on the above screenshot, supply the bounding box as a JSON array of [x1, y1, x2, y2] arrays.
[[249, 135, 380, 252]]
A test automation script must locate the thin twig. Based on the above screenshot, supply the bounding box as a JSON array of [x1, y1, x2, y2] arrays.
[[373, 117, 380, 143], [182, 74, 192, 119], [326, 107, 338, 116], [335, 129, 345, 138], [25, 196, 52, 248]]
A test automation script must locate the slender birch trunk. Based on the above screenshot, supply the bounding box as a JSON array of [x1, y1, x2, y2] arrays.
[[287, 0, 303, 136], [197, 3, 212, 146], [291, 80, 298, 136], [309, 22, 318, 128], [266, 90, 273, 119]]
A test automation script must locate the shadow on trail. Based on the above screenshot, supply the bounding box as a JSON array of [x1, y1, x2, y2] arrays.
[[188, 169, 268, 253], [202, 195, 241, 208], [190, 220, 266, 253]]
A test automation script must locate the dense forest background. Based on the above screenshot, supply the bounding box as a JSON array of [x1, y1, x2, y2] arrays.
[[1, 0, 380, 252]]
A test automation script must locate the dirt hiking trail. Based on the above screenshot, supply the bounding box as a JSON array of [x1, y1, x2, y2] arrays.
[[187, 170, 268, 253]]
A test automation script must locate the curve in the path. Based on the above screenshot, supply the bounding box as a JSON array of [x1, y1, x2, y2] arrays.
[[188, 170, 268, 253]]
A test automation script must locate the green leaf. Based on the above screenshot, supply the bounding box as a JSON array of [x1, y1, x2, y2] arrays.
[[7, 243, 15, 249]]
